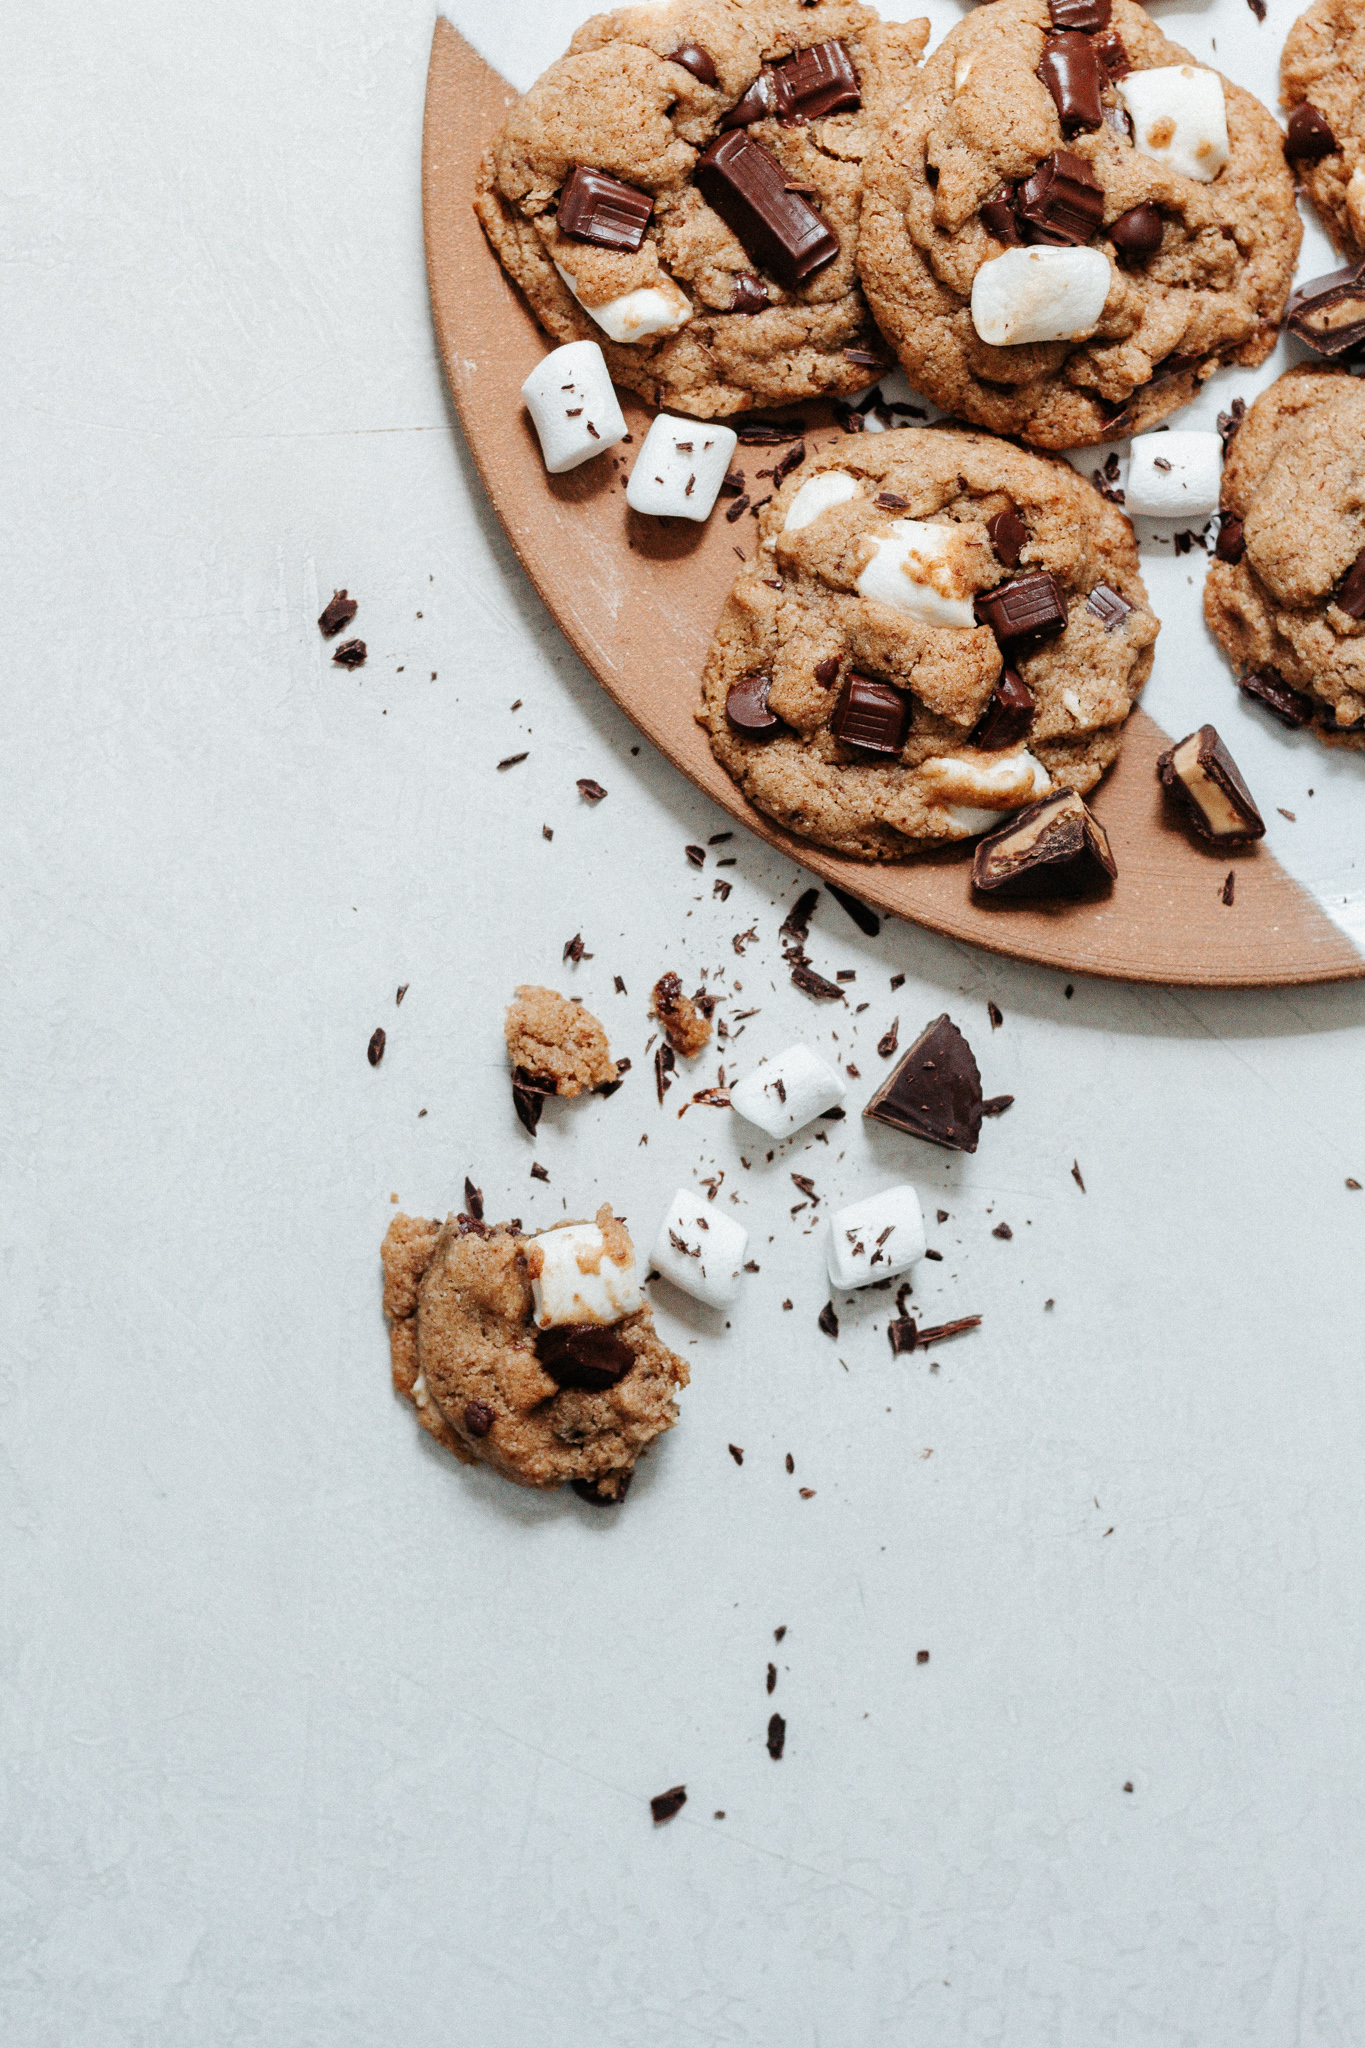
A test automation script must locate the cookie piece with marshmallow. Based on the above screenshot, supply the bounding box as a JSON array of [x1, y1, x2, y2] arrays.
[[1119, 67, 1229, 184], [521, 341, 628, 475], [526, 1216, 643, 1329], [730, 1045, 847, 1139], [971, 247, 1112, 349], [650, 1191, 749, 1308], [827, 1185, 926, 1290]]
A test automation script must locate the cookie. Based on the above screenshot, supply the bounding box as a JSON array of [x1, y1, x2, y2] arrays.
[[473, 0, 929, 420], [382, 1205, 689, 1501], [697, 425, 1158, 859], [1281, 0, 1365, 258], [1203, 368, 1365, 747], [857, 0, 1300, 449]]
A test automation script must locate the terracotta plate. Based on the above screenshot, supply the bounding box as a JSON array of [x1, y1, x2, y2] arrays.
[[422, 21, 1362, 988]]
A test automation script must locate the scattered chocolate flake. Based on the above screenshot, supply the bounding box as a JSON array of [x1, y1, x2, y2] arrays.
[[820, 1107, 845, 1121], [1091, 465, 1125, 506], [396, 984, 409, 1006], [729, 1444, 744, 1465], [835, 970, 856, 983], [992, 1221, 1013, 1240], [799, 1487, 816, 1500], [530, 1162, 550, 1182], [782, 1299, 793, 1310], [719, 469, 745, 499], [577, 778, 607, 803], [781, 887, 820, 945], [785, 1454, 794, 1474], [936, 1212, 948, 1226], [772, 441, 807, 487], [685, 844, 706, 868], [981, 1094, 1014, 1118], [877, 1018, 899, 1059], [1071, 1160, 1086, 1191], [792, 962, 846, 1002], [595, 1055, 631, 1100], [463, 1400, 494, 1438], [767, 1713, 786, 1760], [767, 1663, 778, 1694], [774, 1625, 787, 1642], [563, 932, 591, 962], [988, 1002, 1004, 1030], [916, 1315, 982, 1347], [614, 975, 626, 994], [318, 589, 358, 639], [818, 1301, 839, 1337], [542, 825, 553, 841], [1221, 870, 1236, 907], [511, 1068, 553, 1134], [333, 639, 367, 669], [791, 1173, 819, 1203], [367, 1027, 386, 1067], [714, 880, 733, 901], [654, 1042, 676, 1104], [733, 923, 759, 954], [1217, 398, 1246, 454], [651, 1786, 688, 1825], [1347, 1178, 1362, 1191], [1246, 0, 1265, 19], [923, 1249, 942, 1262], [917, 1649, 930, 1665], [828, 885, 880, 936], [845, 347, 885, 367], [709, 831, 734, 845], [497, 751, 529, 770], [688, 1087, 731, 1110], [888, 1317, 917, 1356], [1278, 808, 1296, 823], [464, 1178, 484, 1221]]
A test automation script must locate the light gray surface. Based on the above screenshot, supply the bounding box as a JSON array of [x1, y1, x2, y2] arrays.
[[3, 3, 1365, 2042]]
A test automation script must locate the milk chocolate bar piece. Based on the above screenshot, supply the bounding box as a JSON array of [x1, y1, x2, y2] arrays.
[[696, 132, 839, 286], [1085, 582, 1132, 631], [1017, 150, 1104, 245], [980, 190, 1022, 245], [1238, 668, 1316, 729], [779, 39, 862, 120], [557, 167, 654, 253], [1157, 725, 1266, 842], [969, 669, 1036, 750], [1036, 32, 1104, 135], [863, 1015, 984, 1154], [1049, 0, 1110, 26], [831, 672, 910, 757], [975, 571, 1067, 644], [1285, 262, 1365, 358], [972, 788, 1117, 896]]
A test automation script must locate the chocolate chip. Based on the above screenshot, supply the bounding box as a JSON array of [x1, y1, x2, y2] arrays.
[[650, 1785, 688, 1824], [1336, 547, 1365, 619], [463, 1400, 494, 1438], [1285, 261, 1365, 358], [729, 272, 770, 314], [767, 1713, 786, 1760], [863, 1014, 984, 1153], [987, 504, 1028, 568], [556, 166, 653, 253], [1109, 201, 1163, 262], [818, 1301, 839, 1337], [1286, 102, 1337, 161], [318, 589, 357, 638], [1214, 516, 1245, 564], [1071, 1160, 1086, 1191], [577, 778, 607, 802], [973, 788, 1117, 897], [1238, 667, 1316, 729], [767, 1663, 777, 1694], [1158, 725, 1266, 842], [1036, 33, 1104, 135], [1017, 149, 1104, 245], [980, 190, 1022, 245], [829, 885, 880, 936], [367, 1027, 386, 1066], [970, 668, 1036, 751], [975, 572, 1066, 645], [814, 656, 841, 687], [667, 40, 718, 86], [696, 131, 839, 288], [992, 1222, 1013, 1240], [1085, 582, 1133, 632], [830, 671, 910, 758], [535, 1323, 635, 1393], [333, 638, 367, 669]]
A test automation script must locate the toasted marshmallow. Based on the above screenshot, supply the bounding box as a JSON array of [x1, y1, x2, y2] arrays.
[[730, 1044, 846, 1138], [521, 340, 627, 475], [920, 751, 1052, 809], [827, 1185, 926, 1291], [1126, 430, 1222, 518], [856, 521, 978, 628], [971, 245, 1111, 347], [784, 470, 862, 532], [556, 263, 693, 343], [526, 1221, 641, 1330], [626, 414, 739, 520], [1119, 67, 1229, 183], [650, 1191, 749, 1307]]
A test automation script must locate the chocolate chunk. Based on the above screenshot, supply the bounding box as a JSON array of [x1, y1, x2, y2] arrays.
[[535, 1322, 636, 1393], [730, 272, 770, 314], [1085, 582, 1133, 631], [863, 1014, 984, 1153], [651, 1784, 688, 1824], [1110, 201, 1162, 261], [557, 166, 653, 253], [970, 668, 1036, 751], [888, 1317, 917, 1356], [463, 1400, 494, 1438], [772, 440, 807, 487], [972, 788, 1117, 896], [974, 572, 1066, 645], [1238, 667, 1316, 728], [992, 1222, 1013, 1240], [367, 1027, 386, 1066], [1016, 150, 1104, 246], [1036, 34, 1104, 135], [1093, 32, 1131, 81], [727, 671, 785, 739], [571, 1472, 630, 1506], [667, 40, 718, 86], [1158, 725, 1266, 842], [333, 638, 366, 669], [1285, 262, 1365, 358], [980, 190, 1022, 245], [792, 962, 845, 1002], [982, 1095, 1014, 1117], [722, 66, 795, 129], [1286, 103, 1337, 161], [512, 1065, 556, 1135], [733, 415, 807, 444], [1214, 515, 1245, 563], [829, 885, 880, 936], [781, 888, 820, 943], [1049, 0, 1110, 25], [818, 1301, 839, 1337], [767, 1712, 786, 1760], [696, 132, 839, 288], [987, 504, 1028, 569], [830, 671, 910, 757], [318, 589, 357, 638], [778, 39, 862, 120], [814, 655, 841, 688], [1336, 547, 1365, 619]]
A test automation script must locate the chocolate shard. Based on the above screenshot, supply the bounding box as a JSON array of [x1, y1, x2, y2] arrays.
[[972, 788, 1117, 897], [987, 503, 1028, 568], [1238, 667, 1316, 729], [888, 1317, 918, 1356], [651, 1784, 688, 1824], [829, 885, 881, 937], [1093, 31, 1130, 82], [1085, 581, 1133, 631], [1214, 515, 1245, 563], [512, 1065, 557, 1135], [534, 1322, 636, 1393], [814, 655, 841, 688], [1049, 0, 1110, 25], [557, 166, 654, 253], [974, 571, 1067, 645], [830, 671, 910, 758], [696, 131, 839, 287], [729, 272, 770, 314], [1335, 547, 1365, 619], [1016, 149, 1104, 246], [333, 638, 367, 669], [1110, 201, 1162, 262], [1157, 725, 1266, 843], [1285, 103, 1337, 162], [667, 41, 718, 87], [727, 671, 785, 739], [969, 668, 1036, 750], [863, 1014, 984, 1153], [767, 1712, 786, 1759], [1036, 33, 1104, 135], [778, 39, 862, 120], [980, 189, 1022, 245], [1285, 261, 1365, 358], [318, 589, 357, 638], [721, 66, 795, 130], [367, 1027, 386, 1067]]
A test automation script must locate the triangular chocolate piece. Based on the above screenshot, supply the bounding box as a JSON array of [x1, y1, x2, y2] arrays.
[[863, 1015, 983, 1153]]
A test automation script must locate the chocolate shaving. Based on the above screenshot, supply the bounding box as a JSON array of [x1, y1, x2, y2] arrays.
[[318, 589, 357, 638], [877, 1019, 900, 1058], [982, 1095, 1014, 1118], [916, 1315, 983, 1347], [577, 778, 607, 802], [650, 1785, 688, 1824], [767, 1713, 786, 1760], [367, 1027, 386, 1067], [792, 962, 846, 1002], [654, 1042, 676, 1104], [829, 885, 880, 935], [463, 1177, 484, 1221], [332, 639, 367, 669], [563, 933, 591, 962], [818, 1301, 839, 1337], [497, 752, 529, 770]]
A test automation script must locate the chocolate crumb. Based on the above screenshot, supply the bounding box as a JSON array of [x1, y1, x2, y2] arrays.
[[463, 1400, 494, 1438], [767, 1663, 777, 1694], [333, 638, 367, 669], [563, 932, 591, 963], [318, 589, 358, 638], [937, 1210, 948, 1224], [1245, 0, 1265, 18], [916, 1315, 981, 1346], [614, 975, 626, 993], [917, 1649, 930, 1665], [988, 1001, 1004, 1029], [1221, 870, 1236, 906], [651, 1786, 688, 1824], [729, 1443, 744, 1465], [396, 984, 409, 1005], [497, 752, 529, 770], [530, 1162, 549, 1182], [818, 1301, 839, 1337], [799, 1487, 816, 1499], [685, 845, 706, 868], [782, 1298, 793, 1310], [463, 1177, 484, 1221], [923, 1249, 942, 1262], [785, 1453, 794, 1474], [877, 1018, 899, 1058], [577, 778, 607, 803], [542, 825, 553, 841], [774, 1625, 787, 1642], [1071, 1160, 1086, 1191], [982, 1094, 1014, 1118], [1278, 808, 1296, 822], [655, 1042, 676, 1104], [992, 1222, 1013, 1240], [767, 1713, 786, 1761], [1347, 1178, 1361, 1190], [367, 1028, 386, 1067], [890, 974, 905, 991], [1123, 1781, 1134, 1794]]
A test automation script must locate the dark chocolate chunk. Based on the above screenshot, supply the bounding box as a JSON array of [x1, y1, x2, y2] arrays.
[[969, 668, 1036, 751], [557, 166, 653, 253], [1049, 0, 1110, 26], [696, 131, 839, 288], [778, 39, 862, 120], [888, 1317, 917, 1356], [1016, 150, 1104, 246], [830, 671, 910, 758], [974, 572, 1066, 645], [792, 962, 845, 1001], [980, 190, 1022, 245], [730, 272, 770, 314], [722, 66, 795, 130], [1336, 547, 1365, 619], [577, 777, 607, 802], [767, 1713, 786, 1760], [1036, 33, 1104, 135], [972, 787, 1116, 897], [318, 589, 357, 638], [512, 1065, 556, 1135], [667, 40, 718, 86], [829, 885, 881, 936], [818, 1301, 839, 1337], [1110, 201, 1163, 262], [863, 1014, 984, 1153], [535, 1322, 636, 1393], [987, 504, 1028, 569], [333, 638, 366, 669], [650, 1784, 687, 1824], [571, 1472, 630, 1506], [463, 1400, 494, 1438], [1285, 261, 1365, 358], [367, 1027, 386, 1066], [1286, 103, 1337, 161], [1214, 515, 1245, 563], [1093, 31, 1130, 81], [1157, 724, 1266, 842], [727, 671, 785, 739], [1238, 667, 1316, 728], [1085, 582, 1133, 631]]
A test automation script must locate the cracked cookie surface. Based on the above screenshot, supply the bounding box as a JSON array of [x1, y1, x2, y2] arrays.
[[1282, 0, 1365, 259]]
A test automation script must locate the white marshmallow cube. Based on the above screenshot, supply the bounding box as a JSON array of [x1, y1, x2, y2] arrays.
[[729, 1045, 847, 1139], [626, 413, 740, 521], [827, 1185, 926, 1291], [784, 470, 863, 532], [856, 521, 977, 629], [521, 341, 627, 475], [650, 1190, 749, 1307], [1120, 66, 1229, 184], [971, 245, 1111, 347], [1125, 431, 1222, 518], [555, 262, 693, 343], [527, 1222, 642, 1330]]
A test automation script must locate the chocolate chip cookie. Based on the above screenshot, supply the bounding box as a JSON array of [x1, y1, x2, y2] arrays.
[[382, 1205, 689, 1501], [857, 0, 1300, 449], [1204, 368, 1365, 747], [1282, 0, 1365, 258], [697, 425, 1158, 859], [473, 0, 929, 420]]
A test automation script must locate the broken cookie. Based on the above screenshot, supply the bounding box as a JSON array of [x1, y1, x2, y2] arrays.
[[651, 973, 713, 1057], [505, 984, 619, 1134]]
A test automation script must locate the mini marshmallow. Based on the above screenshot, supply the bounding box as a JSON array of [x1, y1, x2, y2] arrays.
[[521, 341, 628, 475], [971, 245, 1111, 347], [919, 750, 1051, 810], [650, 1191, 749, 1307], [856, 522, 977, 628], [784, 470, 862, 532], [556, 263, 693, 343], [626, 414, 740, 520], [729, 1044, 847, 1139], [1120, 67, 1229, 184], [527, 1221, 642, 1330], [1125, 431, 1222, 518], [827, 1185, 926, 1291]]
